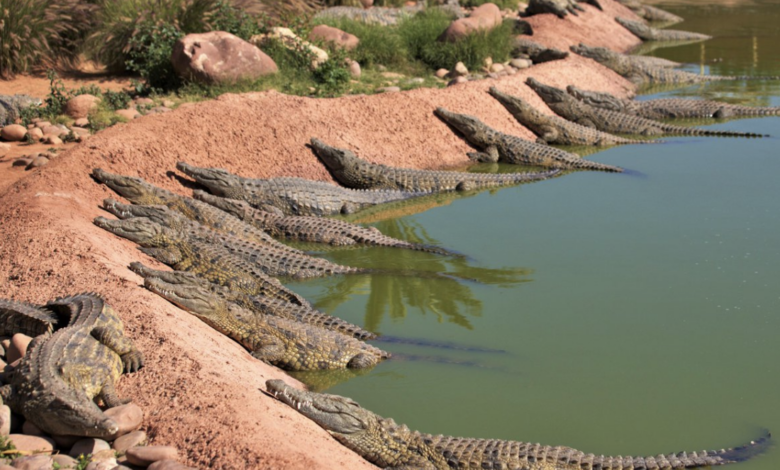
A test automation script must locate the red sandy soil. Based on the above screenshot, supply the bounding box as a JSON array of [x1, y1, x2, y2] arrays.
[[0, 2, 640, 468]]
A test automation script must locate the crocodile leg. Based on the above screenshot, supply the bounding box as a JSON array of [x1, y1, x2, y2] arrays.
[[348, 353, 383, 369], [467, 145, 500, 163], [91, 326, 144, 373], [99, 380, 130, 407], [138, 246, 183, 266], [249, 338, 286, 363], [536, 125, 561, 144]]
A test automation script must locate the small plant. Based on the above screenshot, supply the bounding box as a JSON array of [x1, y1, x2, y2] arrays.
[[208, 0, 268, 40], [0, 434, 18, 458], [74, 453, 92, 470], [313, 50, 352, 96], [102, 90, 133, 111], [124, 20, 184, 93]]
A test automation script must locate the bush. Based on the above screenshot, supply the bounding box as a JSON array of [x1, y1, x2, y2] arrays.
[[462, 0, 519, 8], [124, 20, 184, 93], [0, 0, 80, 78], [417, 19, 515, 71], [312, 48, 351, 96], [313, 17, 409, 68]]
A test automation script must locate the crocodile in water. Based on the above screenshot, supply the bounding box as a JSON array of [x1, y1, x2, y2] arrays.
[[435, 107, 618, 171], [0, 298, 58, 337], [527, 77, 766, 137], [176, 162, 427, 217], [523, 0, 602, 19], [571, 43, 780, 85], [489, 86, 649, 149], [101, 199, 365, 280], [615, 16, 711, 41], [266, 379, 772, 470], [93, 216, 309, 306], [566, 84, 780, 119], [0, 294, 142, 438], [138, 268, 389, 370], [192, 190, 455, 256], [310, 137, 566, 190]]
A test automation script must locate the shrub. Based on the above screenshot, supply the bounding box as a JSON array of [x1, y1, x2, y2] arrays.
[[313, 17, 409, 68], [462, 0, 519, 8], [397, 8, 452, 59], [417, 19, 515, 71], [312, 48, 351, 96], [124, 20, 184, 93], [0, 0, 80, 78], [208, 0, 268, 40]]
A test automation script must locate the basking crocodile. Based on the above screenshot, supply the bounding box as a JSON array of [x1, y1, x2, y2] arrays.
[[101, 199, 365, 280], [489, 86, 648, 149], [512, 38, 569, 64], [310, 138, 565, 190], [523, 0, 602, 19], [129, 262, 375, 340], [0, 294, 142, 438], [266, 379, 772, 470], [93, 216, 309, 306], [92, 169, 301, 254], [176, 162, 426, 217], [434, 107, 614, 171], [527, 77, 766, 138], [617, 0, 683, 24], [192, 190, 455, 256], [0, 298, 58, 337], [139, 268, 389, 370], [567, 84, 780, 119], [0, 94, 41, 125], [615, 16, 711, 41], [571, 43, 780, 85]]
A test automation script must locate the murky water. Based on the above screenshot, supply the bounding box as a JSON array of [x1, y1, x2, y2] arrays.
[[287, 2, 780, 467]]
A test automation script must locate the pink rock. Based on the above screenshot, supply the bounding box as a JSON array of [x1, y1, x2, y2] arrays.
[[148, 460, 196, 470], [64, 94, 101, 119], [347, 59, 361, 78], [125, 446, 179, 466], [440, 3, 502, 42], [0, 142, 10, 156], [74, 118, 89, 127], [35, 120, 51, 128], [112, 430, 147, 453], [171, 32, 278, 85], [104, 403, 143, 437], [134, 97, 154, 106], [52, 454, 78, 469], [69, 438, 111, 458], [310, 25, 360, 50], [115, 109, 140, 121], [41, 125, 66, 137], [0, 405, 11, 435], [7, 334, 32, 363], [1, 124, 27, 141], [7, 434, 55, 452], [10, 455, 53, 470], [43, 135, 62, 146], [28, 127, 43, 141]]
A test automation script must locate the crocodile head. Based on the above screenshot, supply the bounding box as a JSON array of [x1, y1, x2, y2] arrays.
[[176, 162, 246, 199], [488, 87, 535, 118], [570, 43, 628, 73], [309, 138, 368, 184], [102, 199, 178, 224], [566, 85, 625, 112], [525, 77, 568, 106], [92, 169, 165, 205], [37, 393, 120, 438], [615, 16, 652, 38], [434, 107, 496, 146], [266, 379, 380, 441], [93, 216, 169, 245]]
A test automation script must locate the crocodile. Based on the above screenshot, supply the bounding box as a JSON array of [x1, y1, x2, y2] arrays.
[[0, 294, 142, 438], [566, 84, 780, 119], [526, 77, 766, 138], [0, 94, 41, 125], [523, 0, 602, 19], [0, 298, 58, 337], [512, 38, 569, 64], [488, 86, 649, 149], [615, 16, 712, 42], [310, 137, 567, 190], [266, 379, 772, 470], [93, 216, 310, 306], [175, 162, 427, 217], [92, 168, 301, 254], [101, 199, 365, 280], [571, 43, 780, 85], [617, 0, 683, 24], [129, 262, 375, 340], [139, 268, 389, 370], [434, 107, 616, 171], [192, 190, 455, 256]]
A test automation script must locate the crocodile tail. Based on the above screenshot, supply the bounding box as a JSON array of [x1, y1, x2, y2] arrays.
[[568, 158, 624, 173], [662, 125, 766, 138], [713, 75, 780, 82]]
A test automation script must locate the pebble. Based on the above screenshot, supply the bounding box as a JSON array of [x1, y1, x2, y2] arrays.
[[509, 58, 532, 69], [0, 142, 9, 157], [405, 78, 425, 85], [0, 405, 11, 435], [112, 430, 147, 453], [70, 438, 111, 458], [489, 63, 504, 73], [43, 135, 63, 145], [486, 72, 499, 79], [435, 68, 449, 79], [1, 124, 27, 141], [28, 127, 43, 141], [146, 107, 172, 115], [451, 61, 469, 77], [7, 434, 56, 452], [25, 156, 49, 170], [134, 98, 154, 106], [115, 109, 140, 120], [447, 76, 469, 86], [378, 86, 401, 93], [148, 460, 195, 470], [12, 158, 32, 168], [85, 450, 118, 470], [7, 334, 32, 363], [11, 455, 53, 470], [52, 454, 79, 469], [36, 121, 52, 129], [104, 403, 143, 437], [347, 59, 361, 79], [125, 446, 179, 466], [70, 126, 90, 136], [21, 421, 44, 436], [74, 118, 89, 127]]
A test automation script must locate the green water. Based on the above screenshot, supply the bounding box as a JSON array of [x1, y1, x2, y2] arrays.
[[287, 2, 780, 467]]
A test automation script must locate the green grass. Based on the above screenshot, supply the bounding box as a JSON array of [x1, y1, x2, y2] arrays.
[[462, 0, 520, 9]]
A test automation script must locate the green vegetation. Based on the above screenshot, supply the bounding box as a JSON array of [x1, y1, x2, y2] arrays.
[[462, 0, 519, 9]]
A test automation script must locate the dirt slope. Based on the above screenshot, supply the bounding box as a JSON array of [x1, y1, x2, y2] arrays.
[[0, 2, 641, 468]]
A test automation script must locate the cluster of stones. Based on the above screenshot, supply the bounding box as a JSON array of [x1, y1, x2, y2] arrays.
[[0, 332, 191, 470], [62, 95, 173, 123]]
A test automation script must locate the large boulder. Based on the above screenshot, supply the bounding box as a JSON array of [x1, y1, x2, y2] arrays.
[[309, 25, 360, 50], [64, 94, 101, 119], [171, 31, 278, 85], [1, 124, 27, 141], [252, 28, 328, 69], [440, 3, 503, 42]]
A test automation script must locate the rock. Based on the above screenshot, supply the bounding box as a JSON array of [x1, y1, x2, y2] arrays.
[[451, 62, 469, 77], [309, 25, 359, 50], [172, 31, 278, 85], [405, 78, 425, 85], [378, 86, 401, 93], [7, 434, 56, 452], [36, 121, 51, 129], [252, 28, 327, 69], [486, 72, 499, 79], [51, 433, 81, 449], [509, 58, 532, 69], [7, 334, 32, 363], [0, 465, 14, 470], [69, 126, 90, 136], [74, 118, 89, 127], [346, 59, 361, 78], [112, 430, 147, 454], [70, 438, 111, 458], [162, 100, 175, 108], [490, 63, 504, 73], [0, 405, 10, 435], [52, 454, 79, 469], [0, 338, 9, 351], [440, 3, 502, 42], [10, 455, 54, 470], [0, 142, 10, 157], [359, 0, 373, 7], [1, 124, 27, 141], [148, 460, 195, 470], [125, 446, 179, 466], [21, 421, 44, 436], [147, 107, 172, 115], [28, 127, 43, 141], [435, 68, 449, 79], [86, 460, 117, 470], [43, 135, 62, 146], [134, 97, 154, 106], [447, 76, 469, 86], [104, 403, 143, 437], [85, 449, 118, 470], [64, 94, 101, 119], [115, 109, 140, 121], [41, 125, 66, 137], [12, 158, 32, 168]]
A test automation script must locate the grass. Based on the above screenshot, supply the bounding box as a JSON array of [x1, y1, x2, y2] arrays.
[[462, 0, 519, 9]]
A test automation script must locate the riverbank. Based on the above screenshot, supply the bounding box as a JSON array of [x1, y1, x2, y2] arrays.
[[0, 2, 642, 468]]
